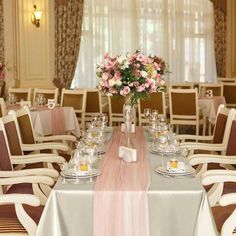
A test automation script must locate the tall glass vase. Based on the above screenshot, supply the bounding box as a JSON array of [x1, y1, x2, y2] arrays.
[[123, 101, 135, 148]]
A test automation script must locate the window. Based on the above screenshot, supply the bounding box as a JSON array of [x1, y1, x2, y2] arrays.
[[72, 0, 216, 88]]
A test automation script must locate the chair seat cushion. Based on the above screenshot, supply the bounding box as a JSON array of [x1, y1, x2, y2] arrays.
[[0, 204, 44, 233], [212, 204, 236, 233]]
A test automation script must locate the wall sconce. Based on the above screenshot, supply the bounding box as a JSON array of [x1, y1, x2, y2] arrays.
[[31, 5, 42, 27]]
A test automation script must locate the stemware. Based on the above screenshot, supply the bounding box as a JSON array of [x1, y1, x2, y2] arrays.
[[144, 108, 151, 119]]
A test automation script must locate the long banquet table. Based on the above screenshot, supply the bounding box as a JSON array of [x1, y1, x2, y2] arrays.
[[36, 128, 217, 236]]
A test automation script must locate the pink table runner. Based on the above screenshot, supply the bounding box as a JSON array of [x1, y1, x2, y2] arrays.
[[50, 107, 66, 135], [94, 127, 150, 236]]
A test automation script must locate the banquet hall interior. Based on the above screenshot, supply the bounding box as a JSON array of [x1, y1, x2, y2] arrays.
[[0, 0, 236, 235]]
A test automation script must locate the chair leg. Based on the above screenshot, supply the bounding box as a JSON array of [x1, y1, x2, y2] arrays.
[[202, 118, 206, 136], [176, 125, 179, 134], [196, 124, 199, 136]]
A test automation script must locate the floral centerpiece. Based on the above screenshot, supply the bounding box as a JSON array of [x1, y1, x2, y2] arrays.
[[0, 62, 6, 81], [96, 50, 167, 106]]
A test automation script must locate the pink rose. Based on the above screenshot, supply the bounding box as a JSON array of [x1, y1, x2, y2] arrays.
[[113, 71, 121, 80], [104, 52, 110, 59], [137, 84, 146, 92], [104, 59, 115, 69], [136, 54, 147, 64], [120, 86, 131, 96], [102, 72, 110, 80], [150, 84, 157, 92]]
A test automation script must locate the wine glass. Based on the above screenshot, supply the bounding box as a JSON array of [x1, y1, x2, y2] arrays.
[[144, 108, 151, 119], [159, 115, 166, 125]]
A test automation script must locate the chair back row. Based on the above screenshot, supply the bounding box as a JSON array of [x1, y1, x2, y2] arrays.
[[8, 88, 59, 104]]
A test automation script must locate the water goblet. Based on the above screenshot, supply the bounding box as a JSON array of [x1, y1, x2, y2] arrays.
[[144, 108, 151, 119]]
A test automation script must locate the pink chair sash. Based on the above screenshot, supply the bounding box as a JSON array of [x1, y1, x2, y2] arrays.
[[94, 127, 150, 236]]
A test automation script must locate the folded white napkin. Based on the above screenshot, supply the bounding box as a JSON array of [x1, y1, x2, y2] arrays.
[[20, 101, 31, 107], [48, 99, 56, 109], [121, 123, 135, 133], [119, 146, 137, 162], [167, 161, 185, 173]]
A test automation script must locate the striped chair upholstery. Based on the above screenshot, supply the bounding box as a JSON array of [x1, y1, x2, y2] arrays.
[[0, 204, 43, 234]]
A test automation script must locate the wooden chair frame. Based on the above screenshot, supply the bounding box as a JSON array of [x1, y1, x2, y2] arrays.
[[0, 97, 6, 117], [0, 119, 58, 235]]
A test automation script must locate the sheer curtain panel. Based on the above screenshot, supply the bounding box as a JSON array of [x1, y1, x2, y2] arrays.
[[72, 0, 217, 88]]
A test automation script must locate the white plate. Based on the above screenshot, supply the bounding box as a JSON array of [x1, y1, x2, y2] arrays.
[[155, 166, 195, 176], [61, 168, 101, 179], [150, 148, 181, 155]]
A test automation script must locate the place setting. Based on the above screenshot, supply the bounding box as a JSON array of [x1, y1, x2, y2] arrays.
[[143, 107, 195, 178], [59, 113, 112, 184]]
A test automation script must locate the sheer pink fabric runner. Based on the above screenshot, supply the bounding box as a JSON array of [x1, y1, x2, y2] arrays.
[[94, 127, 150, 236], [51, 107, 66, 135]]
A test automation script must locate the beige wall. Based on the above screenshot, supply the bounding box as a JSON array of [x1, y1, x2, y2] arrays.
[[3, 0, 55, 89]]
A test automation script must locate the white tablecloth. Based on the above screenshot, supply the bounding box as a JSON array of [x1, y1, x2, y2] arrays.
[[36, 131, 217, 236], [199, 96, 226, 124], [30, 106, 80, 137]]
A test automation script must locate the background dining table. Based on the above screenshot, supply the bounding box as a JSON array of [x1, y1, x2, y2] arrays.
[[6, 105, 80, 137], [36, 128, 217, 236], [198, 96, 226, 124]]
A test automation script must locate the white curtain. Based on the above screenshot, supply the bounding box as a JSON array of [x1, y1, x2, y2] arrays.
[[72, 0, 217, 88]]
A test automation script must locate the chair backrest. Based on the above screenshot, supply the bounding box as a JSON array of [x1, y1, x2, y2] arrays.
[[60, 89, 87, 112], [169, 88, 198, 119], [61, 89, 87, 129], [1, 113, 24, 156], [218, 77, 236, 83], [15, 107, 36, 144], [169, 82, 194, 89], [108, 95, 126, 114], [212, 105, 231, 144], [225, 110, 236, 155], [85, 89, 102, 114], [140, 92, 166, 115], [0, 119, 13, 171], [0, 80, 5, 97], [33, 88, 59, 105], [223, 83, 236, 107], [108, 95, 126, 126], [199, 83, 223, 97], [138, 92, 166, 126], [8, 88, 32, 102], [0, 97, 6, 117]]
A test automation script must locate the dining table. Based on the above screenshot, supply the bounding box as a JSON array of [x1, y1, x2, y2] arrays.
[[36, 127, 217, 236], [198, 96, 226, 124], [6, 104, 80, 137]]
